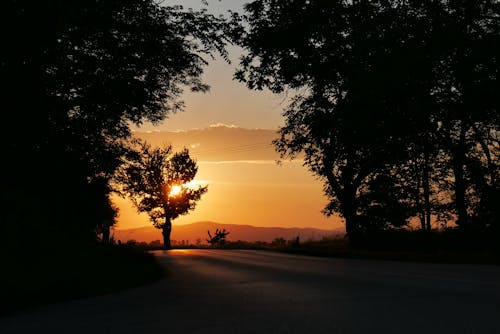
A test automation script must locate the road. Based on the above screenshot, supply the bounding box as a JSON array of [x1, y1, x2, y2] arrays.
[[1, 249, 500, 333]]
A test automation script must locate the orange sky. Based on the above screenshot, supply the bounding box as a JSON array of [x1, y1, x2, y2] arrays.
[[114, 128, 342, 231], [116, 1, 343, 232], [137, 0, 284, 132]]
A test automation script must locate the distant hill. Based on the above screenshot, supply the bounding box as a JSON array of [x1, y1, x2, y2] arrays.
[[114, 221, 344, 244]]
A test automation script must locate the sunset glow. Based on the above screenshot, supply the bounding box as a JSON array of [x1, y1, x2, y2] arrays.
[[113, 128, 341, 232], [168, 180, 208, 198], [112, 0, 342, 233], [169, 185, 182, 197], [185, 180, 209, 188]]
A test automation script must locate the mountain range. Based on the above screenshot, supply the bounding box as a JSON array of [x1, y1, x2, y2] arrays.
[[113, 221, 344, 244]]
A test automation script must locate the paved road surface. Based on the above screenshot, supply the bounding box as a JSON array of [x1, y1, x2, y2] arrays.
[[1, 249, 500, 333]]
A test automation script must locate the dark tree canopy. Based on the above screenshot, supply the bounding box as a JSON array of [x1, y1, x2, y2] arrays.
[[1, 1, 229, 247], [3, 0, 229, 169], [236, 0, 500, 237], [117, 142, 208, 249]]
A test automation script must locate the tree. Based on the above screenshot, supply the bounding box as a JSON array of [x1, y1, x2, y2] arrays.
[[357, 172, 415, 232], [235, 0, 437, 236], [0, 1, 229, 246], [117, 142, 207, 249], [431, 0, 500, 229], [235, 0, 500, 238]]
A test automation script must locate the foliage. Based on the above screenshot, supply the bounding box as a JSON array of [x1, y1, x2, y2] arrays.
[[235, 0, 500, 239], [0, 1, 229, 246], [116, 142, 207, 249]]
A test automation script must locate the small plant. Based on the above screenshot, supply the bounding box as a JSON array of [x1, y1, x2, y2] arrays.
[[207, 228, 230, 247], [271, 237, 287, 248]]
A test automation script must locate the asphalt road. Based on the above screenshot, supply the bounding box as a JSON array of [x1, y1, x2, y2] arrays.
[[2, 249, 500, 333]]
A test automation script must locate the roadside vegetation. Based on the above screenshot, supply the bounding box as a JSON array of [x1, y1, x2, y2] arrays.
[[282, 231, 500, 264], [1, 244, 164, 315], [123, 228, 500, 265]]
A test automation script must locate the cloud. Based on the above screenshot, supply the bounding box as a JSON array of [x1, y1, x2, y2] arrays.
[[199, 160, 275, 165], [199, 160, 303, 165], [185, 180, 209, 187], [208, 123, 240, 129]]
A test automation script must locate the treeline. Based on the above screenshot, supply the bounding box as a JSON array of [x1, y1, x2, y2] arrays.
[[2, 1, 499, 252], [118, 236, 302, 251], [235, 0, 500, 241], [0, 1, 229, 250]]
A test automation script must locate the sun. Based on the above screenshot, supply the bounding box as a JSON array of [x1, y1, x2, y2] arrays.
[[168, 180, 207, 197], [169, 185, 182, 197]]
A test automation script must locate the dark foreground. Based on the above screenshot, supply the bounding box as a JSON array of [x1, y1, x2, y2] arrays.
[[1, 246, 163, 314], [1, 249, 500, 333]]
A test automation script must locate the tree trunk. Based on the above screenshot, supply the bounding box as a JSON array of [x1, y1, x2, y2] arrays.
[[415, 157, 426, 231], [476, 134, 496, 186], [453, 126, 468, 228], [342, 187, 360, 242], [453, 158, 468, 227], [419, 211, 426, 231], [102, 223, 110, 244], [344, 213, 361, 247], [162, 218, 172, 250], [423, 149, 432, 231], [345, 213, 357, 235]]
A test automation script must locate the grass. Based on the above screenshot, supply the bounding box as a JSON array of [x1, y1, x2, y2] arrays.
[[281, 241, 500, 264], [1, 244, 165, 316], [278, 231, 500, 265], [165, 230, 500, 265]]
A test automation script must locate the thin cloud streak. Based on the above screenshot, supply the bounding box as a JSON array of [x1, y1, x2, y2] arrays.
[[198, 159, 303, 165]]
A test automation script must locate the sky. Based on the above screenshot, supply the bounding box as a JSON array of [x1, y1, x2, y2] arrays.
[[115, 1, 343, 234], [114, 128, 342, 231], [136, 0, 285, 132]]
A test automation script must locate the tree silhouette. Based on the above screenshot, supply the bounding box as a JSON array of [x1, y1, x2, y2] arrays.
[[235, 0, 500, 238], [235, 0, 433, 236], [1, 1, 229, 246], [117, 142, 207, 249], [426, 0, 500, 229]]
